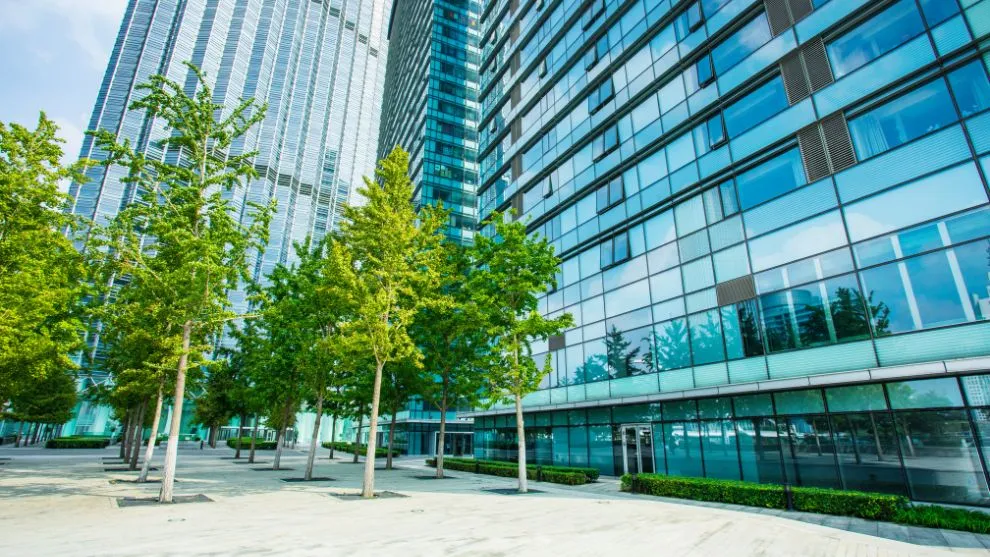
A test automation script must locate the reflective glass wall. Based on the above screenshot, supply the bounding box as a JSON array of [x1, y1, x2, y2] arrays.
[[476, 374, 990, 506], [476, 0, 990, 407]]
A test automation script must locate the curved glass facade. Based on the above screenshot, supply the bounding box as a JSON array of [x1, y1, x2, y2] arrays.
[[473, 0, 990, 506]]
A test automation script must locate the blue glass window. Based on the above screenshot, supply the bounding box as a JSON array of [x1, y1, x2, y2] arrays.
[[723, 77, 789, 137], [654, 319, 691, 370], [859, 240, 990, 335], [696, 54, 715, 88], [596, 176, 624, 212], [918, 0, 959, 26], [948, 60, 990, 118], [760, 273, 871, 353], [712, 13, 772, 74], [826, 0, 925, 79], [689, 309, 724, 364], [701, 0, 732, 18], [848, 79, 957, 160], [735, 148, 806, 209], [601, 232, 631, 268]]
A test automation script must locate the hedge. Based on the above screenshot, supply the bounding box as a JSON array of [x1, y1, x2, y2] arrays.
[[226, 437, 276, 450], [620, 474, 990, 533], [893, 505, 990, 535], [46, 436, 111, 449], [321, 441, 400, 458], [426, 457, 590, 485]]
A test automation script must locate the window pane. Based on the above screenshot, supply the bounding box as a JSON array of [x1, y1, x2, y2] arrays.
[[848, 80, 958, 160], [962, 374, 990, 407], [653, 319, 691, 370], [918, 0, 959, 26], [860, 243, 990, 335], [887, 378, 964, 409], [588, 425, 615, 475], [664, 421, 704, 477], [724, 77, 789, 137], [774, 390, 826, 415], [733, 393, 774, 416], [831, 413, 907, 495], [827, 0, 925, 79], [721, 299, 765, 359], [736, 418, 786, 483], [825, 384, 888, 412], [780, 415, 841, 488], [712, 14, 772, 74], [736, 148, 806, 209], [689, 309, 725, 364], [701, 420, 741, 479], [895, 410, 990, 505], [948, 60, 990, 118]]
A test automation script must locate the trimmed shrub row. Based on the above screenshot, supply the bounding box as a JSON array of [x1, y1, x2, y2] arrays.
[[226, 437, 276, 450], [46, 436, 111, 449], [621, 474, 990, 534], [321, 441, 400, 458], [622, 474, 905, 520], [426, 457, 591, 485]]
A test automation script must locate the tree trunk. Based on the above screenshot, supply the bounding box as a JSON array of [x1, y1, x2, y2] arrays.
[[436, 376, 449, 479], [362, 360, 385, 498], [138, 382, 165, 482], [515, 392, 528, 493], [329, 415, 337, 460], [353, 415, 363, 463], [386, 410, 397, 470], [248, 414, 258, 463], [235, 413, 246, 459], [273, 403, 290, 471], [129, 401, 147, 470], [120, 410, 133, 457], [159, 320, 192, 504], [208, 423, 219, 449], [305, 393, 324, 481], [15, 421, 25, 447]]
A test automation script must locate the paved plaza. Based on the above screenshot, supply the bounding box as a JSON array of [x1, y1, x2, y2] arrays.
[[1, 445, 988, 556]]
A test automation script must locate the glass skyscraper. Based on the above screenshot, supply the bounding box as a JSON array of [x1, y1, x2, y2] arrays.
[[471, 0, 990, 507], [378, 0, 481, 242], [62, 0, 391, 435]]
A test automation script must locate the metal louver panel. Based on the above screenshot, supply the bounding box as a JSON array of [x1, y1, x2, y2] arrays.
[[797, 124, 830, 182], [509, 21, 520, 44], [802, 38, 834, 92], [716, 275, 757, 307], [780, 52, 810, 104], [510, 191, 524, 219], [510, 83, 521, 108], [510, 52, 521, 76], [511, 118, 522, 143], [511, 155, 522, 180], [765, 0, 792, 36], [821, 113, 857, 173], [548, 334, 565, 351], [787, 0, 813, 23]]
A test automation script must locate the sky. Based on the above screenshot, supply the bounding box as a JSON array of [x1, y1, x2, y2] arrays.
[[0, 0, 128, 166]]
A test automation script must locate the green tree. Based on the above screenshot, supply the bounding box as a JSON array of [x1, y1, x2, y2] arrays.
[[470, 213, 572, 493], [336, 146, 446, 498], [91, 62, 274, 503], [0, 114, 86, 411], [412, 241, 487, 478]]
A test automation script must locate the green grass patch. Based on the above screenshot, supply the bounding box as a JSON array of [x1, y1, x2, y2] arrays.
[[426, 457, 591, 485], [321, 441, 400, 458]]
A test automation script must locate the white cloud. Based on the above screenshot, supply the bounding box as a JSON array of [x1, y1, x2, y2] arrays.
[[0, 0, 127, 69]]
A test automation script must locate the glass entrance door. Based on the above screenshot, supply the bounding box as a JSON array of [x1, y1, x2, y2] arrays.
[[621, 425, 655, 475]]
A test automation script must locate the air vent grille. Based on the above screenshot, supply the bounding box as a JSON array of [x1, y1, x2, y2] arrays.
[[821, 113, 857, 173], [803, 38, 834, 92], [765, 0, 792, 36], [787, 0, 813, 23], [548, 335, 565, 351], [716, 275, 757, 307], [780, 52, 809, 104], [797, 124, 830, 182]]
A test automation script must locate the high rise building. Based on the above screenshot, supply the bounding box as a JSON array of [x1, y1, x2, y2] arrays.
[[377, 0, 481, 243], [62, 0, 391, 435], [470, 0, 990, 507], [369, 0, 482, 456]]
